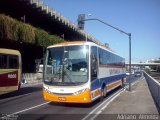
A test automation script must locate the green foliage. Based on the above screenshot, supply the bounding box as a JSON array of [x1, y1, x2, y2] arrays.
[[49, 35, 64, 44], [144, 68, 151, 74], [15, 22, 35, 43], [35, 28, 49, 46], [35, 28, 64, 47], [0, 14, 64, 47], [0, 14, 16, 40]]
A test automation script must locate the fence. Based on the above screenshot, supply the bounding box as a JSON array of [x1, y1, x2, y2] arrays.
[[143, 71, 160, 111]]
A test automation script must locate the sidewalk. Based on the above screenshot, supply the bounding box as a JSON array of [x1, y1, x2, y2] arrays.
[[96, 78, 159, 119]]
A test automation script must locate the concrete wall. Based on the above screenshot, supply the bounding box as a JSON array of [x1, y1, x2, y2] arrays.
[[143, 71, 160, 112]]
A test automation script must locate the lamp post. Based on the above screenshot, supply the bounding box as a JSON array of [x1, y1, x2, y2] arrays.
[[78, 16, 132, 91]]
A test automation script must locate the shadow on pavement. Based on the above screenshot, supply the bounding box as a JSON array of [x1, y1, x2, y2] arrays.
[[0, 84, 43, 99]]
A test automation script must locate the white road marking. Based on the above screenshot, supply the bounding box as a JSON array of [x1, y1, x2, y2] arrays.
[[0, 93, 33, 104], [82, 76, 144, 120], [128, 76, 144, 88], [82, 88, 125, 120], [1, 102, 50, 119], [90, 89, 124, 120]]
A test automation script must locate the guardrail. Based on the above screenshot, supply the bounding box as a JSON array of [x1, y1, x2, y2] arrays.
[[143, 71, 160, 111]]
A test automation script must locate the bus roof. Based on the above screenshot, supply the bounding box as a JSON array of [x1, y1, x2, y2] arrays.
[[48, 41, 111, 50], [0, 48, 21, 55], [48, 41, 115, 53], [48, 41, 86, 48]]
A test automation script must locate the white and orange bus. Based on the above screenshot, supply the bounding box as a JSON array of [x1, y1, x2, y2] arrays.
[[0, 48, 21, 95], [43, 41, 126, 103]]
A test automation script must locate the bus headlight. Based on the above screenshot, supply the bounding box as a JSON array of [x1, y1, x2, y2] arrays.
[[43, 87, 52, 94], [74, 88, 87, 95]]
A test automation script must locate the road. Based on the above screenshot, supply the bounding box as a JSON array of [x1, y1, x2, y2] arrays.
[[0, 75, 142, 120]]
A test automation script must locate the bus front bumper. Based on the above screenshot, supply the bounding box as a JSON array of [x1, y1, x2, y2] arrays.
[[43, 89, 91, 103]]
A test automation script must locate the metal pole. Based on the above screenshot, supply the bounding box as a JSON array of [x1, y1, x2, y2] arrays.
[[129, 33, 132, 91]]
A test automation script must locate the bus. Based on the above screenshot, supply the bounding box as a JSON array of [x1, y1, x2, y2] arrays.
[[43, 41, 126, 103], [37, 64, 53, 80], [0, 48, 21, 95]]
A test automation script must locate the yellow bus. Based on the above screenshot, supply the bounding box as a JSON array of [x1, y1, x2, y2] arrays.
[[0, 48, 22, 95], [43, 41, 126, 103]]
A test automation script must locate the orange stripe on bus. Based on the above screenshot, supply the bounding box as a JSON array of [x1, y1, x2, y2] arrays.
[[49, 41, 86, 47], [107, 80, 122, 91], [91, 89, 100, 99]]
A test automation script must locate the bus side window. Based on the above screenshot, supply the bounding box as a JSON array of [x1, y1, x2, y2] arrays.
[[91, 46, 98, 81], [0, 54, 7, 68], [9, 55, 18, 69]]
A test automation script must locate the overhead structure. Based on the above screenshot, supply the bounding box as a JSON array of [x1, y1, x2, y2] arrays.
[[126, 63, 160, 66], [0, 0, 102, 46], [0, 0, 106, 73]]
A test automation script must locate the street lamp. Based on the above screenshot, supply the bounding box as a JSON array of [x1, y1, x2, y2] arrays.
[[77, 14, 92, 41], [78, 15, 132, 91]]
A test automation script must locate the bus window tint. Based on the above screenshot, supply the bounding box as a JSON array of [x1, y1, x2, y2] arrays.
[[9, 55, 18, 69], [0, 54, 7, 68], [0, 54, 19, 69], [98, 48, 125, 67]]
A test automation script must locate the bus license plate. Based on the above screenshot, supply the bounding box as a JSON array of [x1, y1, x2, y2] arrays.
[[58, 97, 66, 101]]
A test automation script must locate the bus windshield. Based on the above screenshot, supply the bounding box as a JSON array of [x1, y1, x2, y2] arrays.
[[44, 45, 89, 86]]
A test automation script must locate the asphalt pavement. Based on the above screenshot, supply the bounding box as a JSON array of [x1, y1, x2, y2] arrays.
[[0, 76, 159, 120], [94, 77, 159, 120]]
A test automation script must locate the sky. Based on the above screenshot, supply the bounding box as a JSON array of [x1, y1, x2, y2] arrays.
[[42, 0, 160, 63]]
